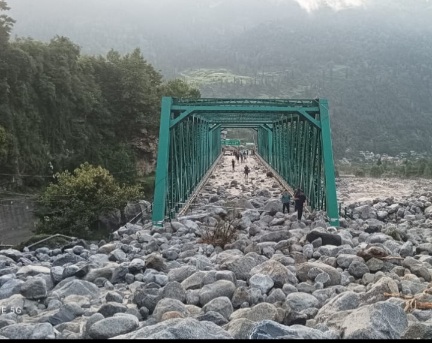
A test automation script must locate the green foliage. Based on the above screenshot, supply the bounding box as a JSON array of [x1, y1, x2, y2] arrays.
[[160, 79, 201, 99], [0, 0, 14, 45], [139, 172, 155, 200], [354, 169, 365, 177], [5, 0, 432, 159], [337, 158, 432, 179], [370, 165, 384, 178], [0, 125, 9, 161], [36, 163, 141, 238]]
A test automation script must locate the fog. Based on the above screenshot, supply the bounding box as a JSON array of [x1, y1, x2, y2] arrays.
[[6, 0, 432, 65], [3, 0, 432, 156]]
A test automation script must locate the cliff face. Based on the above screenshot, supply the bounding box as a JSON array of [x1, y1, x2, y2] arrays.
[[131, 129, 158, 175]]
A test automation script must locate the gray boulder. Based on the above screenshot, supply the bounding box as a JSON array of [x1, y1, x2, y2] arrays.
[[20, 277, 47, 300], [285, 292, 320, 312], [341, 301, 408, 339], [111, 317, 233, 339], [153, 298, 188, 321], [297, 262, 341, 286], [51, 279, 99, 300], [223, 318, 255, 339], [88, 314, 139, 339], [202, 296, 234, 320], [250, 260, 297, 287], [199, 280, 236, 305], [250, 320, 338, 339], [0, 323, 55, 339]]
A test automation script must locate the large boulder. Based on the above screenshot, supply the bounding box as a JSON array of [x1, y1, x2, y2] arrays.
[[296, 262, 341, 286], [199, 280, 236, 305], [111, 317, 233, 339], [229, 303, 280, 323], [51, 279, 100, 300], [88, 314, 139, 339], [249, 260, 297, 287], [250, 320, 338, 339], [340, 301, 408, 339]]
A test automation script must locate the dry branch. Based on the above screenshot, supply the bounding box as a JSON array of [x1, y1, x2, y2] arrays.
[[384, 291, 432, 312]]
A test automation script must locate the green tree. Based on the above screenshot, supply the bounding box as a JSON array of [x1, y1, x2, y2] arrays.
[[423, 163, 432, 178], [160, 79, 201, 99], [0, 125, 8, 161], [0, 0, 14, 46], [36, 163, 141, 238], [370, 165, 383, 178]]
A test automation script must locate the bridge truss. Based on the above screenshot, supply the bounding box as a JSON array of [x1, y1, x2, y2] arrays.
[[152, 97, 339, 226]]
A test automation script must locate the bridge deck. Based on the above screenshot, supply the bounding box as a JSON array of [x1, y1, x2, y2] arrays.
[[178, 153, 307, 218]]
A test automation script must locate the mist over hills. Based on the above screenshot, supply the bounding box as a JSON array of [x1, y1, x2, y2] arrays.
[[6, 0, 432, 158]]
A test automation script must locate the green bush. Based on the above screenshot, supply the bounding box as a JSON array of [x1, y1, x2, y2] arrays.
[[354, 168, 366, 177], [369, 165, 384, 177], [139, 173, 155, 200], [36, 162, 141, 239]]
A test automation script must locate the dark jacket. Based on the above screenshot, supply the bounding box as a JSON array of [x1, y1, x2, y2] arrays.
[[295, 193, 306, 207]]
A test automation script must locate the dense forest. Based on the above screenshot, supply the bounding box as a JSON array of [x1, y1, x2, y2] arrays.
[[0, 1, 199, 190], [7, 0, 432, 159]]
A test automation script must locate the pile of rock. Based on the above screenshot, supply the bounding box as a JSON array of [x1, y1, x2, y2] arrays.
[[1, 159, 432, 339]]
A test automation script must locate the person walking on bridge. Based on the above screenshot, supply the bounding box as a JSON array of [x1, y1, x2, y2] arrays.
[[294, 187, 301, 212], [281, 190, 291, 214], [244, 165, 250, 180], [294, 189, 307, 221]]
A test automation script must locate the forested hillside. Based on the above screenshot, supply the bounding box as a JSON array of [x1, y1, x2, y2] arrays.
[[0, 1, 199, 189], [7, 0, 432, 159]]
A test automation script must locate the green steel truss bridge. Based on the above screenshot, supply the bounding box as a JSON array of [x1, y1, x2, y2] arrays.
[[152, 97, 339, 227]]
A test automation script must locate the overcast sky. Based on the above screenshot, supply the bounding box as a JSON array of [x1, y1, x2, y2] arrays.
[[293, 0, 365, 12]]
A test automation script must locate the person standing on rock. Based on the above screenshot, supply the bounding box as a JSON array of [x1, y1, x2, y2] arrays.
[[294, 189, 307, 220], [232, 158, 235, 171], [294, 187, 301, 212], [244, 165, 250, 180], [281, 190, 291, 214]]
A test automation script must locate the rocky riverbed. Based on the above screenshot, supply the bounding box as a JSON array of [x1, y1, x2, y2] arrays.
[[0, 156, 432, 339]]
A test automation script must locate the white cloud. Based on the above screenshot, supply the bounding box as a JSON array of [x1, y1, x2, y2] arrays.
[[293, 0, 366, 12]]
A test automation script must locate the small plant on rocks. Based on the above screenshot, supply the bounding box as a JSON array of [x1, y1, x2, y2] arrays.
[[198, 217, 238, 249]]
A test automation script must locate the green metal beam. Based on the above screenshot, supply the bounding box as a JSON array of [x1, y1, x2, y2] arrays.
[[298, 110, 321, 129], [169, 109, 194, 128], [152, 97, 172, 226], [318, 99, 339, 226], [171, 105, 319, 113], [209, 124, 222, 132]]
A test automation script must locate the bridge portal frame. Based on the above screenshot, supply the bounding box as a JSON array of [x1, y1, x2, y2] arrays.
[[152, 97, 339, 227]]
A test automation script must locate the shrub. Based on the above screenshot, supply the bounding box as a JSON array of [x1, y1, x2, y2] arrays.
[[36, 162, 141, 239], [139, 173, 156, 200], [198, 218, 238, 249], [369, 165, 384, 177], [354, 168, 366, 177]]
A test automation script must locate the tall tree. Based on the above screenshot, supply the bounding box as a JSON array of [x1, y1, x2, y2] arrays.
[[0, 0, 14, 46]]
